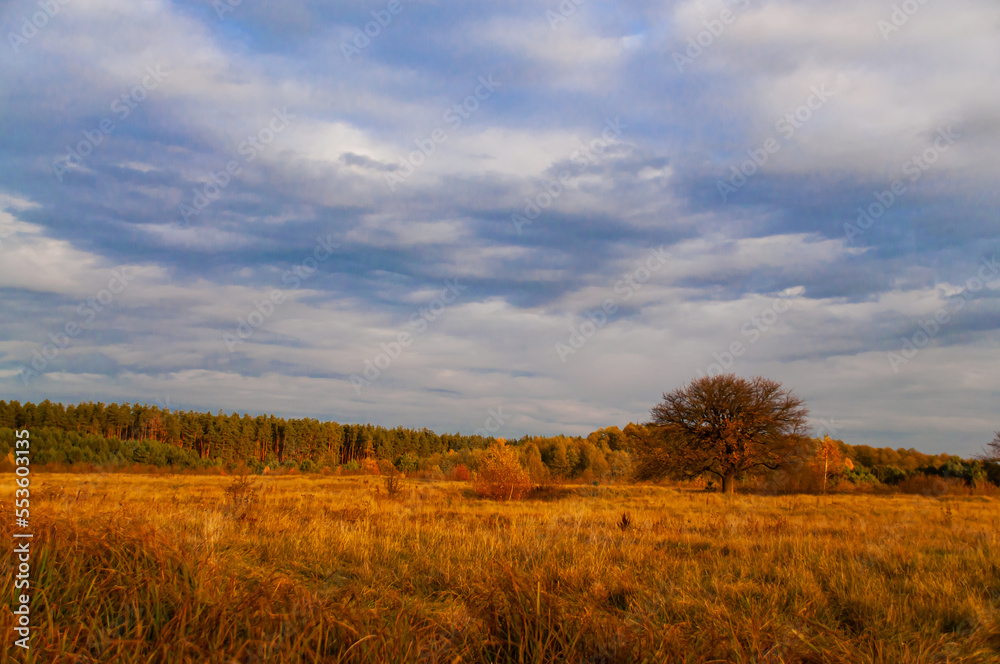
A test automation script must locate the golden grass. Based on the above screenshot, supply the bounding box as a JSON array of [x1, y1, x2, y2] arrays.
[[2, 473, 999, 663]]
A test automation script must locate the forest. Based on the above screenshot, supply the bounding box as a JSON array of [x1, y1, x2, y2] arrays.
[[0, 399, 995, 491]]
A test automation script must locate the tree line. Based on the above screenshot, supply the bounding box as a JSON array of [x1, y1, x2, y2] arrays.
[[0, 398, 995, 491], [0, 400, 637, 480], [0, 400, 494, 469]]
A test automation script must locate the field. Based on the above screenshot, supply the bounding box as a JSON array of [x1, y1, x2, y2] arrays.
[[2, 473, 999, 663]]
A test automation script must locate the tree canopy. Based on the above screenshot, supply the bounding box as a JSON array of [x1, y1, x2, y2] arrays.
[[634, 374, 810, 493]]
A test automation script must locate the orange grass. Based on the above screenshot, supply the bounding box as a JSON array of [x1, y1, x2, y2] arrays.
[[2, 473, 999, 663]]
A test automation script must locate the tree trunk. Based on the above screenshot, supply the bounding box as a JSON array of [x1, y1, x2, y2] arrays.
[[722, 471, 737, 494]]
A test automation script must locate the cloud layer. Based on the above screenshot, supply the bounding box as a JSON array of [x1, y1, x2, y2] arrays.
[[1, 0, 997, 455]]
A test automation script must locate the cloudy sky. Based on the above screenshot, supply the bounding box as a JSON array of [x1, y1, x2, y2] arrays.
[[1, 0, 997, 455]]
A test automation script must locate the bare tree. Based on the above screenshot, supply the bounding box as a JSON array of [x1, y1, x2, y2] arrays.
[[634, 374, 810, 494], [976, 431, 1000, 462]]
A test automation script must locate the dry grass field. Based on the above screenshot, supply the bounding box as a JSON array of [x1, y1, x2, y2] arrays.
[[2, 473, 999, 663]]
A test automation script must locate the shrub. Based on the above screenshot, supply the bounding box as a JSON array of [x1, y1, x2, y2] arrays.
[[224, 466, 258, 521], [474, 441, 532, 501], [449, 464, 471, 481], [984, 461, 1000, 487], [383, 466, 404, 499], [881, 465, 907, 485], [397, 453, 418, 473], [897, 473, 952, 496], [617, 512, 632, 531], [924, 459, 988, 487], [845, 464, 879, 485]]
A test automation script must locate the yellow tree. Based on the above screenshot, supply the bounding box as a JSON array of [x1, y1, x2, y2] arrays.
[[813, 435, 852, 493]]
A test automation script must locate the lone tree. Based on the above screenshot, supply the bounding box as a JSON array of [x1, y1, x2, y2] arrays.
[[635, 374, 810, 494]]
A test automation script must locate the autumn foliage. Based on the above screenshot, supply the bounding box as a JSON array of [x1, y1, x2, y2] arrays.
[[449, 463, 471, 481], [635, 374, 810, 494], [812, 434, 853, 493], [473, 440, 532, 500]]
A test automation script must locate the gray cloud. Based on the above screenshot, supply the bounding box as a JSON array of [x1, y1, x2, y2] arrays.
[[1, 0, 998, 456]]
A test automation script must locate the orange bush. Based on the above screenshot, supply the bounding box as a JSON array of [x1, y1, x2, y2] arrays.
[[474, 441, 532, 500]]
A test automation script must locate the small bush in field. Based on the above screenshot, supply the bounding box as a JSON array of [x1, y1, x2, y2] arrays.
[[383, 466, 404, 499], [474, 441, 532, 500], [224, 466, 258, 521], [617, 511, 632, 531], [450, 464, 471, 481]]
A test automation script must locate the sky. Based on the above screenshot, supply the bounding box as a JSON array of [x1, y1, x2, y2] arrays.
[[0, 0, 997, 456]]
